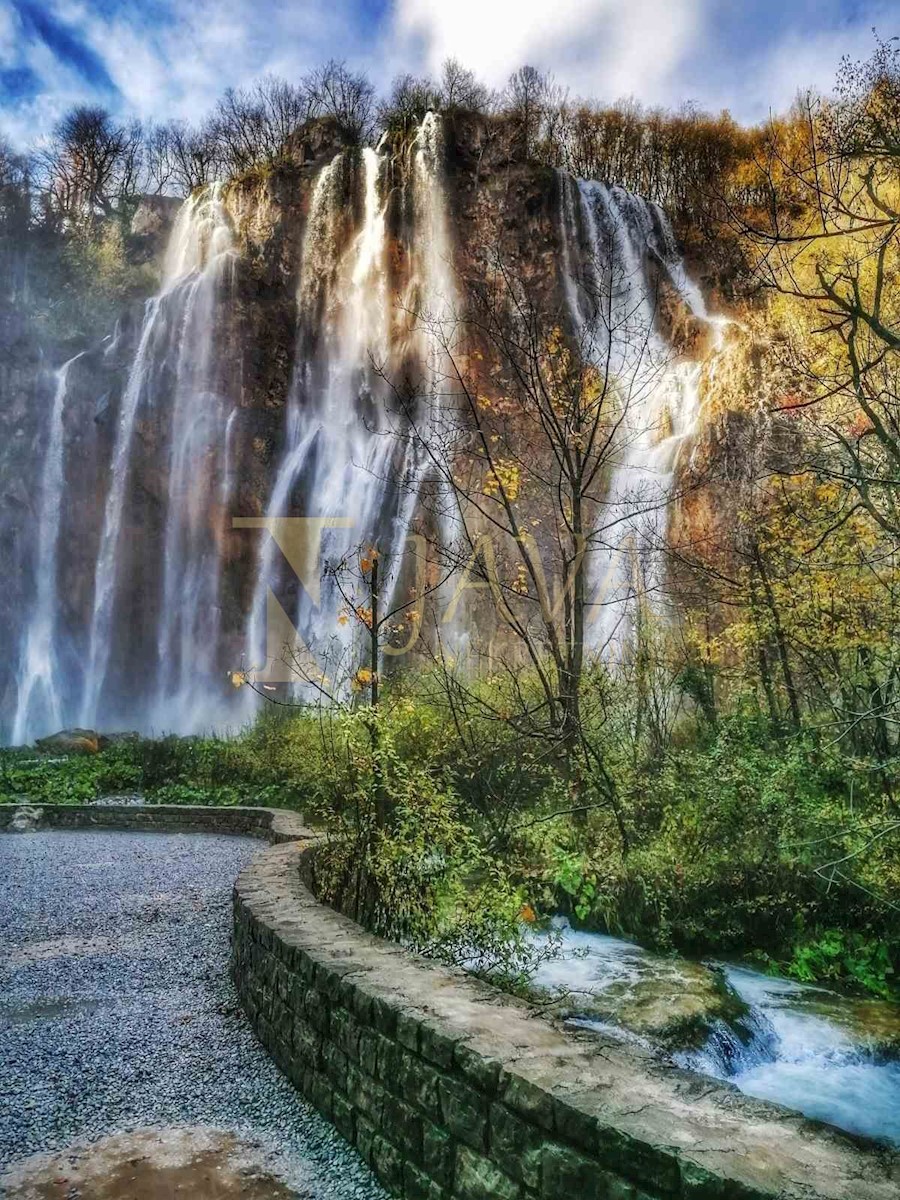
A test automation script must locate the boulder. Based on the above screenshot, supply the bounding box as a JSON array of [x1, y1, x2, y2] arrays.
[[6, 805, 44, 832], [35, 729, 106, 755], [532, 939, 750, 1051]]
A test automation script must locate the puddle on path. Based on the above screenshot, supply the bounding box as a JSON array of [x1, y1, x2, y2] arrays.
[[1, 1127, 315, 1199]]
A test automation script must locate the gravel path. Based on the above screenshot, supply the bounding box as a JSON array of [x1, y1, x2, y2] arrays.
[[0, 830, 387, 1198]]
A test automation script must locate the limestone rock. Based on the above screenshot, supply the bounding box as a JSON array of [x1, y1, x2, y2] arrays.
[[35, 728, 106, 755], [533, 944, 749, 1051], [8, 804, 44, 832]]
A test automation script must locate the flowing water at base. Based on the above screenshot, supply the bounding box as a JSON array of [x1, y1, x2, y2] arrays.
[[532, 922, 900, 1145], [686, 965, 900, 1145]]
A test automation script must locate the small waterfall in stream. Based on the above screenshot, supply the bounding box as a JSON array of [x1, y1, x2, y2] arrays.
[[559, 176, 724, 653], [532, 922, 900, 1146]]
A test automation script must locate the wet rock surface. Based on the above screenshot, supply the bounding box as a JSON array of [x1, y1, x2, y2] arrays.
[[531, 924, 749, 1050], [792, 989, 900, 1058], [0, 830, 386, 1199]]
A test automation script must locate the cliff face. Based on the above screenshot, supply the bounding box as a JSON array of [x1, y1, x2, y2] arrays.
[[4, 114, 738, 743]]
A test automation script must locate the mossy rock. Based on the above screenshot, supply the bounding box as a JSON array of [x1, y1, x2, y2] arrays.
[[533, 950, 749, 1052], [35, 729, 105, 755], [794, 990, 900, 1059]]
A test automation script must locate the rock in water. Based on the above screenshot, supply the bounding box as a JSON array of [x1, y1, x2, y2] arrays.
[[532, 933, 750, 1052]]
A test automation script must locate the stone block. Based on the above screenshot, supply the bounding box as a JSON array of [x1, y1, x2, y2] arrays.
[[397, 1051, 442, 1121], [422, 1121, 455, 1188], [541, 1143, 637, 1200], [309, 1072, 333, 1119], [372, 1134, 405, 1191], [403, 1160, 444, 1200], [489, 1103, 544, 1191], [375, 1033, 400, 1083], [500, 1072, 556, 1133], [346, 1061, 386, 1124], [332, 1006, 361, 1060], [438, 1076, 488, 1151], [396, 1009, 421, 1053], [358, 1026, 379, 1077], [356, 1116, 377, 1166], [322, 1041, 350, 1088], [371, 994, 398, 1038], [332, 1090, 356, 1142], [456, 1145, 521, 1200], [383, 1092, 424, 1160], [418, 1019, 460, 1070], [454, 1043, 501, 1097]]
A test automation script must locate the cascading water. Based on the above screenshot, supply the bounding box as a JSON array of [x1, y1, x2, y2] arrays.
[[245, 118, 459, 694], [530, 922, 900, 1145], [77, 294, 163, 732], [152, 187, 237, 730], [9, 118, 722, 743], [243, 146, 394, 690], [11, 355, 84, 744], [78, 184, 236, 734], [559, 175, 725, 652]]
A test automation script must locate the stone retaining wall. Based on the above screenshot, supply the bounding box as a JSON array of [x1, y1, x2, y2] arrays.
[[0, 802, 308, 842], [4, 803, 896, 1199], [233, 839, 899, 1200]]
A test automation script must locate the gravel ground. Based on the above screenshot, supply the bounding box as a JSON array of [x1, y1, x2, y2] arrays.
[[0, 830, 387, 1199]]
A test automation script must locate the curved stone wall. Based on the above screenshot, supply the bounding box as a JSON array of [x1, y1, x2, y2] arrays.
[[232, 837, 899, 1200], [3, 803, 896, 1198], [0, 801, 309, 841]]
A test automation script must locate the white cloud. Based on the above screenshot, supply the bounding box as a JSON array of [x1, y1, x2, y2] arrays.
[[388, 0, 704, 102], [0, 0, 368, 146], [0, 0, 896, 151], [731, 19, 892, 121]]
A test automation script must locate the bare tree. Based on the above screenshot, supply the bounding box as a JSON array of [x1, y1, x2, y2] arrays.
[[40, 106, 143, 226], [378, 229, 679, 844], [209, 76, 316, 174], [379, 73, 441, 133], [0, 137, 29, 232], [439, 59, 491, 114], [160, 120, 222, 194], [306, 59, 376, 144], [502, 66, 565, 159]]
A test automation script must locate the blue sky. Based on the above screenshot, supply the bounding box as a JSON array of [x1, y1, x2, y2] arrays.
[[0, 0, 895, 146]]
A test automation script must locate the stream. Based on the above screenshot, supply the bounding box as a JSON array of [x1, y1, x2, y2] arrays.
[[530, 923, 900, 1146]]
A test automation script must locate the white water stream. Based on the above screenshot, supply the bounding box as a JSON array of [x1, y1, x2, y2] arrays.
[[11, 355, 84, 744], [532, 923, 900, 1145]]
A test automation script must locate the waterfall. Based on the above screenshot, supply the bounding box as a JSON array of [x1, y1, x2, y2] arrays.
[[242, 147, 392, 688], [11, 355, 83, 744], [8, 117, 726, 744], [152, 187, 236, 731], [559, 175, 724, 653], [79, 184, 235, 733], [245, 118, 459, 694]]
